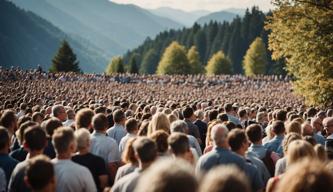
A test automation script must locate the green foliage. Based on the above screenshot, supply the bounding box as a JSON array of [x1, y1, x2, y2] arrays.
[[139, 49, 160, 74], [156, 41, 191, 75], [266, 0, 333, 106], [105, 56, 125, 74], [187, 46, 205, 74], [206, 51, 232, 75], [50, 40, 81, 73], [243, 37, 268, 76], [128, 56, 139, 74]]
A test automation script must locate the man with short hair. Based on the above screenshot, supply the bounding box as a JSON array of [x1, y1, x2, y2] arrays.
[[228, 129, 266, 191], [0, 127, 18, 187], [0, 110, 18, 150], [263, 121, 285, 156], [63, 109, 75, 127], [51, 105, 67, 123], [72, 129, 108, 192], [75, 108, 94, 130], [52, 127, 96, 192], [182, 106, 201, 145], [119, 118, 138, 155], [25, 155, 56, 192], [238, 109, 249, 128], [194, 110, 207, 150], [107, 110, 127, 145], [112, 137, 157, 192], [196, 124, 246, 174], [311, 117, 326, 145], [324, 117, 333, 139], [224, 103, 241, 126], [8, 125, 47, 192], [168, 133, 193, 164], [90, 113, 120, 184]]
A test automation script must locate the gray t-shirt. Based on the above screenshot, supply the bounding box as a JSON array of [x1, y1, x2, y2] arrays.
[[275, 157, 287, 176], [8, 161, 30, 192], [0, 168, 6, 192], [112, 170, 140, 192], [115, 163, 137, 182]]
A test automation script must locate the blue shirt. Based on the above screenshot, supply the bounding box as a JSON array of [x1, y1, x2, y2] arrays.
[[0, 154, 18, 186], [244, 160, 265, 191], [106, 124, 127, 145], [196, 147, 246, 174], [227, 114, 241, 125], [313, 133, 326, 145], [248, 144, 268, 159], [263, 135, 284, 156], [90, 131, 120, 163]]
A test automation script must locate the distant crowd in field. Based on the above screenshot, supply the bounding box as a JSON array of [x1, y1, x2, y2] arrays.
[[1, 68, 333, 192]]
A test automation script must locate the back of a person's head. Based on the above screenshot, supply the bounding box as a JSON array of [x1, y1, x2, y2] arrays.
[[199, 165, 250, 192], [125, 118, 138, 133], [51, 105, 64, 118], [52, 127, 75, 155], [44, 118, 62, 137], [276, 110, 287, 121], [228, 128, 247, 152], [182, 106, 194, 119], [24, 125, 47, 151], [25, 155, 55, 192], [208, 110, 218, 121], [217, 113, 229, 122], [170, 120, 187, 133], [0, 109, 16, 129], [307, 107, 317, 118], [122, 137, 138, 164], [224, 103, 233, 113], [286, 120, 302, 135], [0, 127, 9, 151], [272, 120, 285, 135], [238, 109, 247, 119], [133, 137, 157, 163], [282, 132, 302, 154], [75, 108, 94, 129], [287, 140, 316, 166], [113, 109, 125, 124], [168, 133, 190, 156], [276, 159, 333, 192], [210, 124, 229, 146], [245, 124, 262, 143], [74, 128, 90, 151], [135, 158, 197, 192], [150, 113, 170, 135], [149, 130, 169, 154], [92, 113, 108, 131]]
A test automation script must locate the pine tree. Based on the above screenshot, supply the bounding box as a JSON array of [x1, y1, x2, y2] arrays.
[[187, 46, 204, 74], [50, 40, 81, 73], [206, 51, 232, 75], [156, 41, 191, 75], [243, 37, 268, 76], [139, 49, 159, 74], [105, 56, 125, 75], [128, 56, 139, 74]]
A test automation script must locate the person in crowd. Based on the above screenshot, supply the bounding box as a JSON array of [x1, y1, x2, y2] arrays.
[[148, 112, 170, 135], [182, 107, 202, 145], [0, 110, 18, 151], [8, 125, 47, 192], [43, 118, 63, 159], [264, 121, 285, 156], [194, 110, 207, 150], [107, 110, 127, 144], [51, 105, 67, 123], [63, 109, 75, 127], [149, 130, 169, 157], [52, 127, 96, 192], [323, 117, 333, 139], [115, 138, 138, 182], [75, 108, 95, 131], [168, 133, 194, 164], [224, 104, 241, 126], [72, 128, 108, 192], [112, 137, 157, 192], [119, 118, 138, 155], [311, 117, 326, 145]]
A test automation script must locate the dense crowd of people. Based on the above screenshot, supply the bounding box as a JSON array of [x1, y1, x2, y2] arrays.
[[1, 68, 333, 192]]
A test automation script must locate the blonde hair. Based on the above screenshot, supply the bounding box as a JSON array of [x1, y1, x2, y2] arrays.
[[122, 137, 138, 164], [314, 144, 327, 162], [282, 133, 302, 154], [286, 121, 302, 135], [287, 140, 316, 166], [167, 114, 178, 124], [74, 128, 90, 150], [148, 112, 170, 136]]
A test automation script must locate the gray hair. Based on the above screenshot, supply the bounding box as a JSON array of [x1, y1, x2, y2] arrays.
[[52, 105, 64, 118], [170, 120, 188, 133], [210, 124, 229, 146], [74, 128, 90, 150]]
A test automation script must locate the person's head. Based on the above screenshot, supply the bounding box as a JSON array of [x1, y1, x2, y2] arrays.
[[113, 109, 126, 125], [282, 132, 302, 154], [272, 120, 285, 135], [24, 125, 47, 153], [52, 127, 76, 157], [0, 127, 10, 153], [276, 110, 287, 122], [122, 137, 138, 165], [245, 124, 263, 144], [182, 106, 195, 120], [25, 155, 56, 192], [0, 109, 17, 133], [238, 109, 248, 120], [287, 140, 316, 166], [276, 159, 333, 192], [311, 117, 323, 133], [306, 107, 317, 118], [43, 118, 62, 137], [314, 144, 327, 162], [66, 109, 75, 120], [323, 117, 333, 135], [224, 103, 234, 114], [209, 110, 219, 121], [167, 114, 178, 124], [210, 124, 229, 148], [133, 137, 157, 166], [286, 120, 302, 135], [32, 112, 44, 124], [125, 118, 138, 134], [228, 128, 249, 156], [217, 113, 228, 122], [302, 123, 314, 136], [168, 133, 191, 160], [75, 108, 94, 130], [170, 120, 188, 134], [148, 112, 170, 135], [149, 130, 169, 155], [74, 128, 90, 152], [92, 113, 108, 132], [256, 112, 268, 124], [194, 110, 204, 120], [51, 105, 67, 122], [17, 121, 37, 145], [199, 165, 251, 192], [135, 159, 198, 192], [327, 109, 333, 117]]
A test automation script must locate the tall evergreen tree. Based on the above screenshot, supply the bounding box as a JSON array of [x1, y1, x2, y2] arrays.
[[50, 40, 81, 73], [206, 51, 232, 75], [105, 56, 125, 74], [139, 49, 159, 74], [243, 37, 268, 76], [156, 41, 191, 75], [128, 56, 139, 74], [187, 46, 204, 74]]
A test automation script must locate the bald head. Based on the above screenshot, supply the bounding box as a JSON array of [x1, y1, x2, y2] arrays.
[[301, 123, 313, 137], [323, 117, 333, 135], [210, 124, 229, 148]]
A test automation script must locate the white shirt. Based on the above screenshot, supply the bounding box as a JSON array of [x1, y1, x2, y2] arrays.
[[119, 133, 136, 155], [90, 131, 120, 163], [52, 159, 96, 192]]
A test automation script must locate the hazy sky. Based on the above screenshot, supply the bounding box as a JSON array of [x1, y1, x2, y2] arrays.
[[111, 0, 274, 12]]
